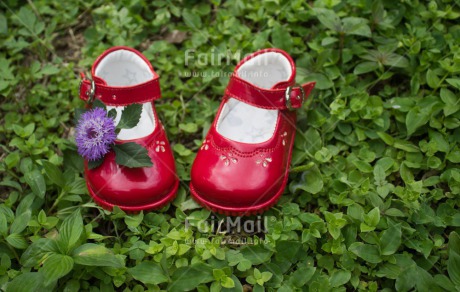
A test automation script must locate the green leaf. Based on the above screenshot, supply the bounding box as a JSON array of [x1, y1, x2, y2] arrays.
[[0, 14, 7, 34], [74, 108, 87, 125], [342, 17, 371, 37], [449, 232, 460, 255], [271, 24, 293, 51], [182, 9, 202, 29], [10, 210, 31, 234], [6, 272, 46, 292], [448, 250, 460, 286], [41, 253, 74, 286], [349, 242, 382, 263], [354, 61, 379, 75], [87, 157, 104, 169], [113, 142, 153, 168], [169, 263, 213, 292], [24, 169, 46, 199], [329, 270, 351, 288], [380, 223, 402, 255], [446, 78, 460, 89], [42, 160, 64, 187], [302, 166, 323, 194], [179, 122, 198, 133], [59, 209, 83, 252], [406, 106, 431, 135], [6, 233, 28, 249], [129, 261, 168, 285], [314, 8, 341, 31], [117, 103, 142, 129], [72, 243, 124, 268], [426, 69, 440, 88]]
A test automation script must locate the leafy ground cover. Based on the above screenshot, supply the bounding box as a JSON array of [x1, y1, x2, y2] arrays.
[[1, 0, 460, 291]]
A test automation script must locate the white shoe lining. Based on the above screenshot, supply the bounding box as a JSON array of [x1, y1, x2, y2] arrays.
[[216, 52, 292, 143], [94, 49, 156, 140]]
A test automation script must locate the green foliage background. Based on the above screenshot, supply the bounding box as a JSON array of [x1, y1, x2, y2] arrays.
[[1, 0, 460, 291]]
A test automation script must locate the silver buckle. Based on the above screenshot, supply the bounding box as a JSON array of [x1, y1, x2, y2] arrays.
[[80, 76, 95, 104], [285, 84, 305, 110]]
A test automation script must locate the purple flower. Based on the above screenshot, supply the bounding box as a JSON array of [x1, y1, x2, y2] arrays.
[[75, 108, 116, 161]]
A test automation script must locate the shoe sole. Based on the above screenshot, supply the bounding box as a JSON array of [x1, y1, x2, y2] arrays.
[[86, 179, 179, 213]]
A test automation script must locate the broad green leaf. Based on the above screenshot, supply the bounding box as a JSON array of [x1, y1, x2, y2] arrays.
[[349, 242, 382, 263], [6, 233, 28, 249], [448, 250, 460, 286], [354, 61, 379, 75], [426, 69, 440, 89], [113, 142, 153, 168], [21, 238, 59, 267], [406, 106, 430, 136], [380, 223, 402, 255], [169, 263, 213, 292], [314, 8, 341, 31], [6, 272, 47, 292], [117, 103, 142, 129], [59, 209, 83, 252], [182, 9, 202, 29], [342, 17, 371, 37], [449, 232, 460, 255], [446, 78, 460, 89], [41, 253, 74, 286], [271, 24, 293, 51], [128, 261, 168, 284], [302, 166, 323, 194], [24, 169, 46, 199], [72, 243, 124, 268], [10, 210, 31, 234], [42, 160, 65, 187], [329, 270, 351, 288], [87, 157, 104, 169]]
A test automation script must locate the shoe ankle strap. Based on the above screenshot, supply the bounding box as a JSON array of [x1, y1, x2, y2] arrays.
[[79, 73, 162, 106], [225, 75, 315, 110]]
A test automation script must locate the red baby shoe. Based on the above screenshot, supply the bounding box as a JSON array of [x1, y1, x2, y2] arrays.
[[78, 46, 178, 212], [190, 48, 315, 216]]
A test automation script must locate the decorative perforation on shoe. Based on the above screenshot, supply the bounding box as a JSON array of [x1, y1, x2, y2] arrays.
[[256, 155, 272, 168], [155, 141, 166, 153], [201, 139, 210, 150], [220, 152, 238, 166]]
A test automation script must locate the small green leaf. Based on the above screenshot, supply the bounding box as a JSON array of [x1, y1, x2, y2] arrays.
[[113, 142, 153, 168], [41, 253, 74, 286], [74, 108, 87, 125], [426, 69, 440, 89], [6, 272, 46, 292], [24, 170, 46, 199], [169, 263, 213, 292], [329, 270, 351, 288], [349, 242, 382, 263], [182, 9, 202, 29], [380, 223, 402, 255], [42, 160, 65, 187], [73, 243, 124, 268], [128, 261, 168, 285], [271, 24, 293, 51], [6, 233, 28, 249], [92, 99, 106, 109], [342, 17, 371, 37], [448, 250, 460, 286], [314, 8, 341, 31], [59, 209, 83, 252], [117, 104, 142, 129], [87, 157, 104, 169], [10, 210, 31, 234]]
